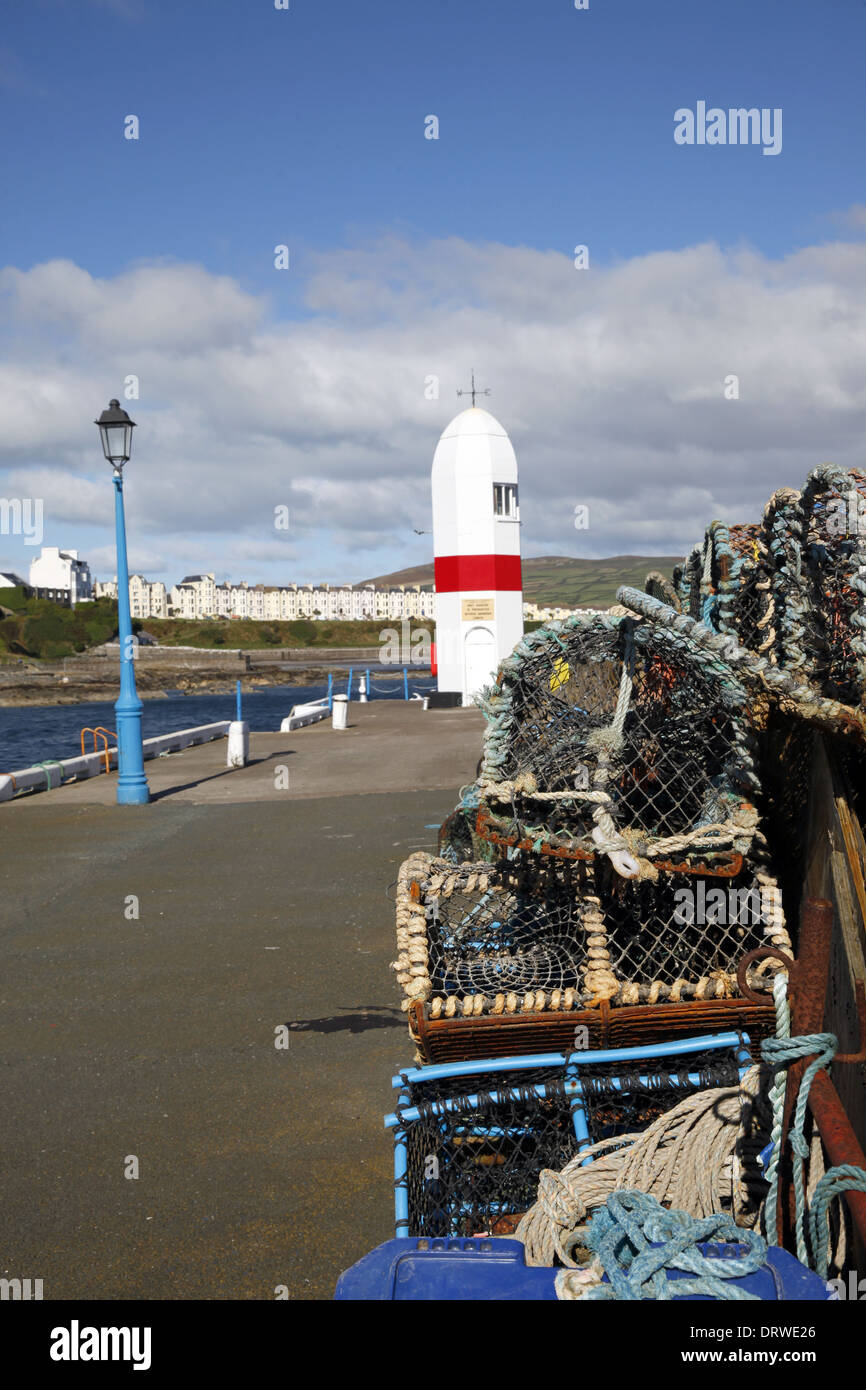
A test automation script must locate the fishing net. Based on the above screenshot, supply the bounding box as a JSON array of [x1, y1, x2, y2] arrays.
[[437, 806, 476, 864], [436, 784, 495, 864], [717, 521, 771, 656], [475, 613, 760, 875], [643, 570, 680, 610], [760, 489, 812, 675], [801, 464, 866, 706], [392, 852, 791, 1017], [390, 1043, 746, 1238], [693, 522, 755, 637], [671, 505, 806, 671], [674, 546, 704, 621], [663, 468, 865, 706]]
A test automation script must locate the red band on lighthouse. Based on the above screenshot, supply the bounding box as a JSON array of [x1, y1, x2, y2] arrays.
[[434, 554, 523, 593]]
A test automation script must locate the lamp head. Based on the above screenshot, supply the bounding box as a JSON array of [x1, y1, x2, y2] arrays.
[[95, 398, 136, 468]]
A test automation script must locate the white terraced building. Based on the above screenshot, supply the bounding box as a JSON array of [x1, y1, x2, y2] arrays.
[[93, 572, 435, 623], [169, 577, 434, 623], [522, 601, 606, 622], [95, 575, 168, 619], [29, 547, 93, 606]]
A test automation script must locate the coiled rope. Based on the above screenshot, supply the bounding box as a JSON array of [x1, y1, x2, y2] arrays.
[[554, 1190, 767, 1301], [517, 1064, 768, 1267], [810, 1167, 866, 1278]]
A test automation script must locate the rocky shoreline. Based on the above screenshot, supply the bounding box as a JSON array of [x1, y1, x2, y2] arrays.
[[0, 666, 341, 707]]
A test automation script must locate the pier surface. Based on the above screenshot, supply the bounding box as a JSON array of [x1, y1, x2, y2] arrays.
[[0, 702, 483, 1299]]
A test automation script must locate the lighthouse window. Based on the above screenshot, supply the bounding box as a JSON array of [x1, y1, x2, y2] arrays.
[[494, 483, 518, 518]]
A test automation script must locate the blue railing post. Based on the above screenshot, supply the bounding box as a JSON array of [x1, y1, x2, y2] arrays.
[[403, 666, 409, 701], [347, 667, 353, 700], [366, 667, 371, 700], [112, 472, 149, 805], [327, 672, 334, 711], [236, 679, 242, 722]]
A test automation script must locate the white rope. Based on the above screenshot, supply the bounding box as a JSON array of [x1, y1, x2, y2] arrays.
[[516, 1065, 770, 1267]]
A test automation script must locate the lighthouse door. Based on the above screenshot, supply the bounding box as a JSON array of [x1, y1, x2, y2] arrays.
[[463, 625, 497, 703]]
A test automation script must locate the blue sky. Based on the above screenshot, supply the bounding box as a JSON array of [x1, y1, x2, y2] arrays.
[[1, 0, 865, 586], [4, 0, 863, 277]]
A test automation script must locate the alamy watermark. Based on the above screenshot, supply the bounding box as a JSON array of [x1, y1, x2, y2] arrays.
[[1, 1276, 43, 1300], [825, 490, 866, 538], [674, 103, 782, 157], [826, 1271, 866, 1300], [50, 1323, 151, 1371], [0, 497, 43, 545], [379, 621, 432, 665], [674, 881, 782, 927]]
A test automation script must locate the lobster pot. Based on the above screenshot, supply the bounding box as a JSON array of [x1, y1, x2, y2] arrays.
[[436, 806, 476, 864], [436, 786, 495, 866], [393, 853, 595, 1015], [392, 854, 791, 1022], [476, 614, 760, 872], [673, 545, 703, 621], [694, 507, 810, 671], [802, 464, 866, 706], [387, 1037, 748, 1238], [592, 861, 793, 1005], [702, 520, 773, 658], [757, 489, 814, 674], [694, 523, 762, 640]]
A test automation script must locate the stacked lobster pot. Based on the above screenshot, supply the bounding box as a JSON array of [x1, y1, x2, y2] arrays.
[[392, 612, 792, 1065], [371, 465, 866, 1266], [801, 464, 866, 707], [665, 464, 866, 707], [654, 463, 866, 911]]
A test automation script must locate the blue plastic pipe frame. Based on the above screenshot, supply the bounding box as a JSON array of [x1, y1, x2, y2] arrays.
[[385, 1032, 752, 1236]]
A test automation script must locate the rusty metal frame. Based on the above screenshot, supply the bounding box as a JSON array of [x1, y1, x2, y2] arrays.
[[474, 805, 745, 878], [408, 996, 776, 1064], [741, 897, 866, 1258]]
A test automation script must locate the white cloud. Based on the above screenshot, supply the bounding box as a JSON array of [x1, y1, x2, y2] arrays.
[[1, 230, 865, 585]]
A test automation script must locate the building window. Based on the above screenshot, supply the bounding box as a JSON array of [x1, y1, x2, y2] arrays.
[[493, 483, 518, 518]]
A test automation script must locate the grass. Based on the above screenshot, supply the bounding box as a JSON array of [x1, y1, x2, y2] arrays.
[[139, 616, 435, 650], [0, 592, 122, 660], [0, 592, 434, 658], [518, 556, 682, 609], [361, 555, 681, 610]]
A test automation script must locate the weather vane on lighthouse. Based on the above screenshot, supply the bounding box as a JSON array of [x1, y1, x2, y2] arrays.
[[457, 370, 490, 409]]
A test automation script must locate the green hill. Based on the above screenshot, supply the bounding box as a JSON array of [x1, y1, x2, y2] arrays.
[[360, 555, 681, 610], [0, 592, 122, 661]]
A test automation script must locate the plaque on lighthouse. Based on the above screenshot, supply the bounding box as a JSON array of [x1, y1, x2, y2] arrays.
[[431, 381, 523, 705], [461, 598, 496, 621]]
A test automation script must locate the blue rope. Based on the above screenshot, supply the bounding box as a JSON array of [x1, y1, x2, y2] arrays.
[[569, 1190, 766, 1301], [760, 1010, 866, 1274], [809, 1167, 866, 1278], [760, 1030, 837, 1265]]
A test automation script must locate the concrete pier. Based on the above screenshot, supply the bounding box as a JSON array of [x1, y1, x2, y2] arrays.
[[0, 702, 483, 1299]]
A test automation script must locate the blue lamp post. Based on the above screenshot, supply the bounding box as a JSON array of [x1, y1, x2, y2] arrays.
[[96, 398, 150, 805]]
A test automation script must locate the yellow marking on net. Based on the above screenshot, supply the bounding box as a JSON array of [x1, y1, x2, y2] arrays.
[[550, 656, 570, 691]]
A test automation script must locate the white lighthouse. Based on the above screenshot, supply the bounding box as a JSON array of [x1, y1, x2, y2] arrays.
[[431, 385, 523, 704]]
